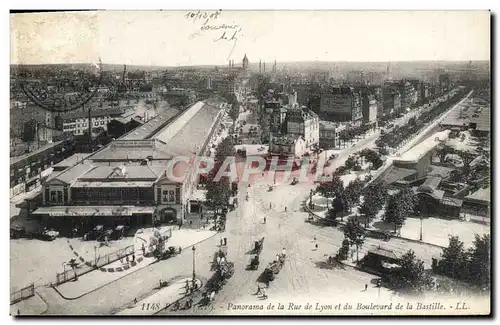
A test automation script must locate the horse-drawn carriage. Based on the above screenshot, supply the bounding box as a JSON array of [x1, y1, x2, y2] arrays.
[[253, 237, 265, 254], [155, 246, 181, 260], [248, 255, 260, 270], [262, 253, 286, 283], [211, 247, 228, 271]]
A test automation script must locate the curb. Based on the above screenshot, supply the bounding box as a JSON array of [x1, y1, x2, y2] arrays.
[[304, 198, 445, 249], [52, 230, 219, 301], [36, 291, 50, 315]]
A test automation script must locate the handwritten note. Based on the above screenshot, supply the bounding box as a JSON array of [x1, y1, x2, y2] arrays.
[[185, 10, 243, 60]]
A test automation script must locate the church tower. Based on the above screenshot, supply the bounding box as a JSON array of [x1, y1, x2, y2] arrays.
[[242, 54, 249, 69]]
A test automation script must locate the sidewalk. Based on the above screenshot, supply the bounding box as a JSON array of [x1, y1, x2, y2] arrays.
[[54, 228, 216, 299], [116, 278, 202, 315], [10, 292, 48, 316]]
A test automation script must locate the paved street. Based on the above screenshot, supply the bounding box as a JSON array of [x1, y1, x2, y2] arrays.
[[29, 91, 471, 315]]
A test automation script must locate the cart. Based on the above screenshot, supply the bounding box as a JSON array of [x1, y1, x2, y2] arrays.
[[84, 225, 105, 241], [97, 228, 113, 242], [253, 237, 265, 254], [248, 255, 260, 270], [109, 225, 127, 240]]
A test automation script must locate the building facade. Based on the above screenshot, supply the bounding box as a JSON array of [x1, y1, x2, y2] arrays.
[[361, 91, 378, 125], [269, 134, 306, 157], [319, 87, 363, 122], [31, 100, 226, 230], [285, 107, 320, 150], [319, 121, 337, 149], [62, 108, 124, 136]]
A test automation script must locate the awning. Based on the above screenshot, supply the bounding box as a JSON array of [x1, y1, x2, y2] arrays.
[[31, 206, 156, 217]]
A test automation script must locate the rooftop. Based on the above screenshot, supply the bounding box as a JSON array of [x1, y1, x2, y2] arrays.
[[47, 163, 96, 185], [79, 165, 162, 180], [441, 98, 491, 132], [271, 134, 303, 146], [465, 186, 490, 203], [120, 107, 182, 140], [417, 176, 442, 193], [396, 130, 450, 163], [157, 102, 222, 156], [63, 108, 124, 121], [379, 166, 417, 186], [10, 140, 64, 166], [368, 247, 400, 260], [52, 153, 91, 169]]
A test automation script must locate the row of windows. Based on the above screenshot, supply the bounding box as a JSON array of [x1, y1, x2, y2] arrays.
[[45, 187, 180, 204], [70, 188, 154, 203]]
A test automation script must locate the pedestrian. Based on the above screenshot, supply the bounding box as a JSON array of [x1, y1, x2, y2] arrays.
[[220, 238, 224, 246], [263, 217, 266, 224], [134, 298, 138, 304], [126, 255, 129, 263], [285, 206, 287, 212], [261, 287, 267, 299], [281, 248, 286, 257], [185, 279, 190, 290], [269, 202, 272, 209], [217, 256, 221, 265], [17, 309, 20, 316], [255, 285, 262, 295], [142, 243, 146, 255], [224, 237, 227, 246], [364, 284, 368, 291], [210, 291, 216, 301], [179, 246, 182, 254], [132, 254, 135, 262], [314, 236, 317, 241], [315, 243, 318, 250], [276, 254, 280, 262]]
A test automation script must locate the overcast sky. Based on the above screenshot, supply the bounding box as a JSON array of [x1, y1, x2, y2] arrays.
[[10, 10, 490, 66]]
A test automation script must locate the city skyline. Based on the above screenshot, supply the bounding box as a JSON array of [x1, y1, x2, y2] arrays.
[[11, 11, 490, 66]]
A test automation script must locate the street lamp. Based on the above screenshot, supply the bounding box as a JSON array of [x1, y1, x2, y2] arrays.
[[192, 246, 196, 282], [419, 213, 423, 241], [94, 245, 98, 266]]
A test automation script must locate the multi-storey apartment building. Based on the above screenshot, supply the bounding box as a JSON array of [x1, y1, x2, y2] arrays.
[[319, 86, 363, 122]]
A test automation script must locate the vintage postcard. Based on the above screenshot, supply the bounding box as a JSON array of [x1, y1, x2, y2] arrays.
[[9, 10, 491, 316]]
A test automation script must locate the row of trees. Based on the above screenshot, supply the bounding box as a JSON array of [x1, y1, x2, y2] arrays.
[[204, 137, 236, 214], [389, 234, 491, 294], [438, 235, 490, 290], [337, 124, 375, 147], [384, 187, 419, 234], [376, 89, 467, 150], [222, 91, 240, 123]]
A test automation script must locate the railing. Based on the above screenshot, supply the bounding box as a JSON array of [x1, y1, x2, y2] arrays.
[[10, 283, 35, 305], [55, 245, 135, 286]]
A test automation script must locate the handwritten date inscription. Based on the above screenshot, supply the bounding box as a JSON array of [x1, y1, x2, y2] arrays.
[[185, 10, 222, 25]]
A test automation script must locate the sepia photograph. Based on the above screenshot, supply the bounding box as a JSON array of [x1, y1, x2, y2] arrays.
[[8, 9, 491, 316]]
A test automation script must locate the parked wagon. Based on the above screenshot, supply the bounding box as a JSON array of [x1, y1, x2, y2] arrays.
[[155, 246, 181, 260], [109, 225, 127, 240], [84, 225, 105, 241], [253, 237, 265, 254], [248, 255, 260, 270]]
